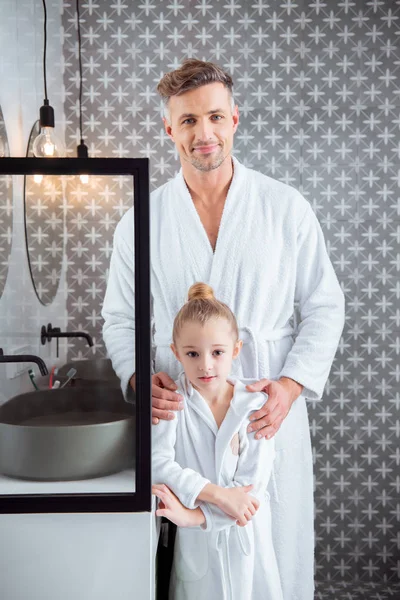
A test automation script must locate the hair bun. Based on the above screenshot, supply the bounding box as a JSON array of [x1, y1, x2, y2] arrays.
[[188, 282, 215, 302]]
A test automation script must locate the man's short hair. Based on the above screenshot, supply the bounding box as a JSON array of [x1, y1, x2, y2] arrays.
[[157, 59, 235, 120]]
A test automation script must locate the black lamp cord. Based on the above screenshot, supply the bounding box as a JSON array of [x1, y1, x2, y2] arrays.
[[42, 0, 48, 102], [76, 0, 84, 146]]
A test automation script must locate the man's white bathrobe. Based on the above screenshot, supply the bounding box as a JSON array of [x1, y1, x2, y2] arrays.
[[152, 372, 283, 600], [102, 156, 345, 600]]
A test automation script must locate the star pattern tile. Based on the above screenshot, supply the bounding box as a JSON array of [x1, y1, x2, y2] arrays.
[[59, 0, 400, 585]]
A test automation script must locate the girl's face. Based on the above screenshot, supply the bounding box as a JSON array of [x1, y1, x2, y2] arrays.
[[171, 317, 242, 392]]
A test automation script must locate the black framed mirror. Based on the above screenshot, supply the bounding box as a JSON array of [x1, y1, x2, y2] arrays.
[[24, 121, 66, 305], [0, 158, 151, 515], [0, 106, 12, 299]]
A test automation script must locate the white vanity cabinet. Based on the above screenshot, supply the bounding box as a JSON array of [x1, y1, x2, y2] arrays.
[[0, 507, 159, 600]]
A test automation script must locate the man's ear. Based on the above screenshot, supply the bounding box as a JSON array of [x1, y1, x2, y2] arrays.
[[170, 343, 181, 362], [233, 339, 243, 359], [232, 105, 239, 134], [163, 117, 174, 141]]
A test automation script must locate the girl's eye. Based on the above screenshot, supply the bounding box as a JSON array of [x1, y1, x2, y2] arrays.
[[213, 350, 224, 356], [187, 351, 198, 358]]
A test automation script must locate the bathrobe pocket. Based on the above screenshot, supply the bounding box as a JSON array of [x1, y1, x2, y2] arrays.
[[175, 528, 209, 582], [236, 523, 253, 556]]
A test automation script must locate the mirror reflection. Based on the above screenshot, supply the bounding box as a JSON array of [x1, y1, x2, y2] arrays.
[[0, 172, 137, 496], [0, 107, 13, 299], [24, 121, 66, 305]]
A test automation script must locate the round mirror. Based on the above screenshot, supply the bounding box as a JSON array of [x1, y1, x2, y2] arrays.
[[24, 121, 66, 305], [0, 106, 13, 299]]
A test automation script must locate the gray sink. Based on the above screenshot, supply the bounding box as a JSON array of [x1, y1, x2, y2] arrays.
[[35, 374, 121, 391], [57, 358, 120, 383], [0, 387, 135, 481], [35, 359, 122, 391]]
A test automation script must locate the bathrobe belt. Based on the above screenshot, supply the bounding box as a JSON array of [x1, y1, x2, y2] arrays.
[[154, 325, 295, 379]]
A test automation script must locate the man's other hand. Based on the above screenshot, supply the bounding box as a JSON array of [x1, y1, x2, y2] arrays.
[[245, 377, 303, 440], [148, 371, 184, 424]]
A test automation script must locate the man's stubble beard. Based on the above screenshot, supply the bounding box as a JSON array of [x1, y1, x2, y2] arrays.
[[188, 146, 229, 172]]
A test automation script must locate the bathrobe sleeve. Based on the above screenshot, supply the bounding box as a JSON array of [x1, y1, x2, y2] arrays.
[[278, 202, 345, 401], [152, 415, 211, 510], [200, 416, 275, 533], [102, 213, 156, 400]]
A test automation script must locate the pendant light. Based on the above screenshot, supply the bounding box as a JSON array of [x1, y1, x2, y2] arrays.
[[33, 0, 65, 158], [76, 0, 89, 184]]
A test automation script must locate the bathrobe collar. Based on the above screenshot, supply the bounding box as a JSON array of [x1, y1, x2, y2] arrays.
[[174, 155, 249, 288], [178, 372, 267, 485]]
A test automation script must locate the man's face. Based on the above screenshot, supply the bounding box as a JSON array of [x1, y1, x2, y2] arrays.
[[163, 82, 239, 172]]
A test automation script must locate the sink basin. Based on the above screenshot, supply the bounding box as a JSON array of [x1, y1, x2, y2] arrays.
[[0, 387, 135, 481], [57, 358, 120, 382], [34, 359, 124, 391], [35, 374, 121, 391]]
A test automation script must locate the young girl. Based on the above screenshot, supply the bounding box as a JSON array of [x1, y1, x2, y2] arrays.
[[152, 283, 283, 600]]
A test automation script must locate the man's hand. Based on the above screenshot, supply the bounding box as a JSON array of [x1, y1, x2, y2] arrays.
[[137, 371, 183, 425], [152, 484, 205, 528], [245, 377, 303, 440]]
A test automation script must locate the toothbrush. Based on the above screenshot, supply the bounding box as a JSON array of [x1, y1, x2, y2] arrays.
[[49, 366, 58, 389], [28, 368, 39, 391], [59, 368, 77, 389]]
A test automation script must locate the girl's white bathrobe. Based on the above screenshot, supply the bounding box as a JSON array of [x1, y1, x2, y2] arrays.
[[152, 372, 283, 600], [102, 156, 345, 600]]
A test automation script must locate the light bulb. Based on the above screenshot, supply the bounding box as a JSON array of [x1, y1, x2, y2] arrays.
[[33, 126, 65, 158], [79, 174, 89, 184], [33, 174, 43, 184]]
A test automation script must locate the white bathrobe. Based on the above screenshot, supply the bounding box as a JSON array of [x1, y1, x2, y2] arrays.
[[152, 372, 283, 600], [102, 156, 345, 599]]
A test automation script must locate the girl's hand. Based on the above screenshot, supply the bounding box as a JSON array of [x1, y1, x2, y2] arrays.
[[215, 485, 260, 527], [152, 484, 205, 528]]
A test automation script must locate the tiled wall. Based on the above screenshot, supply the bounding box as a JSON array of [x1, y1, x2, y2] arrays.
[[61, 0, 400, 585], [0, 0, 68, 401]]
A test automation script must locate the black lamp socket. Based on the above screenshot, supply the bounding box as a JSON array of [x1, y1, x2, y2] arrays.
[[77, 142, 89, 158], [39, 99, 55, 128]]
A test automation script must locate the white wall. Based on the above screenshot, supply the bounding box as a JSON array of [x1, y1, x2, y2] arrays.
[[0, 0, 68, 402]]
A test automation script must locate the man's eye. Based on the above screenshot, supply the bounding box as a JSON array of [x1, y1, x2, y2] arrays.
[[182, 118, 195, 125], [211, 115, 223, 120]]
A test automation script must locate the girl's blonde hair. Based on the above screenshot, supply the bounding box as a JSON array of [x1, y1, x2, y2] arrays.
[[172, 282, 239, 343]]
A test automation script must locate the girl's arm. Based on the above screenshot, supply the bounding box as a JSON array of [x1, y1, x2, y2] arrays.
[[197, 415, 275, 532], [152, 413, 210, 511], [152, 405, 274, 531], [152, 484, 205, 528]]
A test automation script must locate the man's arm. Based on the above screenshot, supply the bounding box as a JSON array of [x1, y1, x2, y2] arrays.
[[278, 201, 345, 401], [102, 213, 138, 400], [102, 213, 182, 419], [246, 201, 345, 439]]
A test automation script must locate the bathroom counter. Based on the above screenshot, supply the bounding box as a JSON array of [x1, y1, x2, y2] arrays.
[[0, 468, 136, 495]]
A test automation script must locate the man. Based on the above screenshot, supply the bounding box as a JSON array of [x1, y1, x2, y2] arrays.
[[102, 59, 345, 599]]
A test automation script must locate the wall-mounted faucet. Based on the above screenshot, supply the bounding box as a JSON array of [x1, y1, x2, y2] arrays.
[[0, 348, 48, 376], [41, 323, 94, 349]]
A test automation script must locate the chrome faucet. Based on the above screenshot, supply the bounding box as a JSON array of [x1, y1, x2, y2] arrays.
[[0, 348, 48, 376]]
